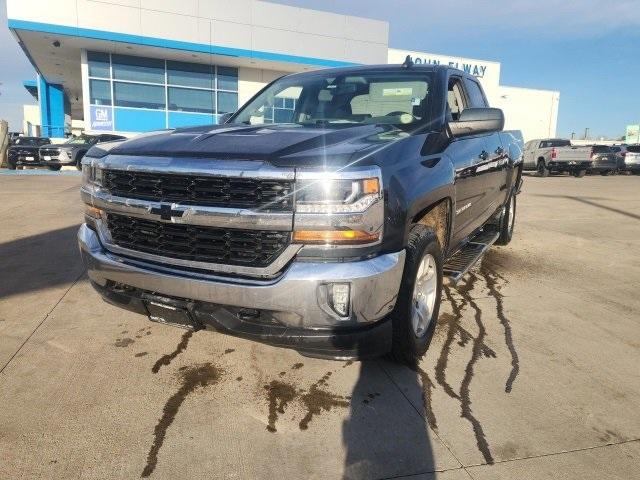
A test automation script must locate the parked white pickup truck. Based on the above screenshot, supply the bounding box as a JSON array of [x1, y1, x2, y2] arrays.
[[523, 138, 592, 177]]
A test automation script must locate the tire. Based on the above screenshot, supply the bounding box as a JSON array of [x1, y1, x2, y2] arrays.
[[8, 162, 17, 170], [536, 159, 549, 177], [389, 225, 443, 365], [495, 193, 516, 246], [573, 169, 586, 178], [600, 170, 611, 176], [48, 165, 62, 171]]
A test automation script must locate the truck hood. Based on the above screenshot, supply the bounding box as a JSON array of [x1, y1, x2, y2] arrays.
[[108, 123, 410, 166]]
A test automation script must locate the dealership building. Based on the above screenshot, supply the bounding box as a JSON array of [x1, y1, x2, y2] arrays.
[[7, 0, 559, 141]]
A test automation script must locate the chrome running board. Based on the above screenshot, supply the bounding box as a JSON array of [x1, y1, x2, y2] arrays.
[[443, 230, 500, 284]]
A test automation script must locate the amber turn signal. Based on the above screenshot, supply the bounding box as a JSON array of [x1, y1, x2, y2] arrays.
[[85, 206, 103, 219], [293, 229, 379, 245], [362, 178, 380, 194]]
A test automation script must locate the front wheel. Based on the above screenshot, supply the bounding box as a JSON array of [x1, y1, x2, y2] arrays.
[[48, 165, 62, 171], [495, 193, 516, 246], [573, 169, 586, 178], [389, 225, 443, 365], [8, 162, 17, 170]]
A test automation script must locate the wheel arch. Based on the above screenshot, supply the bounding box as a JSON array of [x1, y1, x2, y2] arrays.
[[410, 197, 452, 255]]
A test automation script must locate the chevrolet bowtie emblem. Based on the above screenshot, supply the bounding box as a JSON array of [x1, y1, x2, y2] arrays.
[[149, 204, 184, 221]]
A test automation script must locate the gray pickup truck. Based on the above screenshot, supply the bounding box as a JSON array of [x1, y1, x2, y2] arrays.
[[78, 62, 523, 363], [523, 138, 592, 177]]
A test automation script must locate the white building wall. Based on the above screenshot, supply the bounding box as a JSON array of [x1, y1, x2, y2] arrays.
[[493, 86, 559, 141], [8, 0, 389, 66]]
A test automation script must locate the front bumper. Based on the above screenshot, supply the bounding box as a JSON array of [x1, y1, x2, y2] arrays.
[[78, 224, 405, 358]]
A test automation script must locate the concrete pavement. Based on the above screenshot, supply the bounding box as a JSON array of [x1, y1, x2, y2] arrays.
[[0, 173, 638, 479]]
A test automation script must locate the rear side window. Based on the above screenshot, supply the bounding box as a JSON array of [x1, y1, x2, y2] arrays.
[[464, 79, 487, 107]]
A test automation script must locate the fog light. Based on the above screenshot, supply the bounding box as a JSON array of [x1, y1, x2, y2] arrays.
[[328, 283, 350, 317]]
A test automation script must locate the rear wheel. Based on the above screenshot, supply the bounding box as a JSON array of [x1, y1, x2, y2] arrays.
[[537, 159, 549, 177], [389, 225, 443, 365], [573, 169, 586, 178]]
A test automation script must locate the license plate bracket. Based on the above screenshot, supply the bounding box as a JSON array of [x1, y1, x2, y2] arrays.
[[143, 301, 198, 330]]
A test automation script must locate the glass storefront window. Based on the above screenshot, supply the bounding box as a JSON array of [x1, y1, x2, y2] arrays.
[[88, 52, 110, 78], [114, 82, 165, 109], [217, 66, 238, 91], [89, 79, 111, 105], [167, 61, 214, 89], [217, 91, 238, 114], [87, 51, 238, 129], [168, 87, 215, 114], [112, 55, 164, 84]]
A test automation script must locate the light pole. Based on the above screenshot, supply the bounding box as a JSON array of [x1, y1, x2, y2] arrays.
[[584, 128, 590, 140]]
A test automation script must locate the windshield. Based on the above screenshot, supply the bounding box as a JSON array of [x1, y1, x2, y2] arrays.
[[232, 71, 433, 129], [14, 137, 49, 146], [65, 135, 96, 145]]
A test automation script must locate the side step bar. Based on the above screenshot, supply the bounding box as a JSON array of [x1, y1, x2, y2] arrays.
[[443, 230, 500, 284]]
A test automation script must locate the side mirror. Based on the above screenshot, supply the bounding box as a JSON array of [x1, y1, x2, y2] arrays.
[[448, 108, 504, 138], [218, 112, 234, 124]]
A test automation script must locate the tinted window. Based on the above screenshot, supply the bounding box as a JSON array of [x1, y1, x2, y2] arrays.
[[217, 67, 238, 91], [540, 140, 570, 148], [592, 145, 612, 153], [167, 61, 214, 89], [114, 82, 165, 109], [447, 78, 467, 121], [90, 79, 111, 105], [464, 79, 487, 107], [217, 91, 238, 115], [627, 145, 640, 153], [14, 137, 49, 146], [88, 52, 110, 78], [168, 87, 215, 114], [112, 55, 164, 84]]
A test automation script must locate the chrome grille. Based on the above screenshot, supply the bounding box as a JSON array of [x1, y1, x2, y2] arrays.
[[105, 213, 291, 267], [102, 170, 293, 211]]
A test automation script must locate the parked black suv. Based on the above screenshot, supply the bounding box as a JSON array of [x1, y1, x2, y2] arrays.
[[6, 137, 51, 169], [40, 134, 126, 171], [79, 63, 523, 362], [589, 145, 618, 175]]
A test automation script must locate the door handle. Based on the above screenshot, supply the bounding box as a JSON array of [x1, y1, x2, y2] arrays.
[[479, 150, 489, 161]]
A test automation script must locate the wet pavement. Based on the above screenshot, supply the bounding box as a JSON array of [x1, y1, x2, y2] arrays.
[[0, 173, 639, 479]]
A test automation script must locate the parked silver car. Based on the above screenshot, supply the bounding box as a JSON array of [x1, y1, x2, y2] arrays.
[[622, 145, 640, 174]]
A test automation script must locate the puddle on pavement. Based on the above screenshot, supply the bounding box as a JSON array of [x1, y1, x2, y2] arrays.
[[261, 365, 352, 434], [141, 363, 224, 478], [151, 330, 193, 374], [419, 253, 521, 465]]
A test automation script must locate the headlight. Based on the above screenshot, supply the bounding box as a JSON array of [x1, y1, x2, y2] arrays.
[[295, 177, 380, 213], [81, 160, 103, 187], [293, 168, 383, 246]]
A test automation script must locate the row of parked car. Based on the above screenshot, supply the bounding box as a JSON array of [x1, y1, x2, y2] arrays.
[[522, 138, 639, 177], [6, 134, 126, 171]]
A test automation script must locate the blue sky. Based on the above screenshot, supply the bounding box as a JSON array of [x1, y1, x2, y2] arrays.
[[1, 0, 639, 138]]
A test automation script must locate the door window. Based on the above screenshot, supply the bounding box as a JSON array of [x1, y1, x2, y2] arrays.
[[447, 78, 467, 121]]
